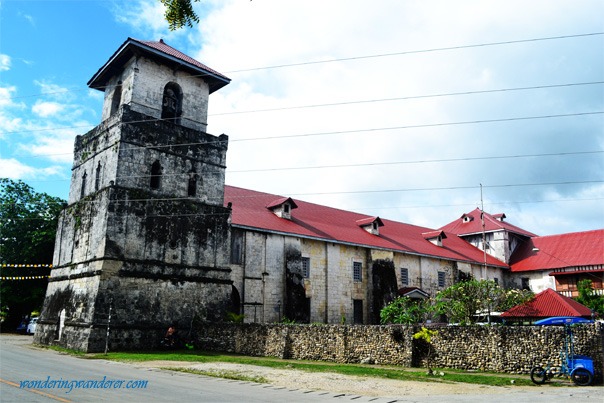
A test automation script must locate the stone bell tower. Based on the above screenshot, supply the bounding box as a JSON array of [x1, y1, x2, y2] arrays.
[[35, 38, 233, 352]]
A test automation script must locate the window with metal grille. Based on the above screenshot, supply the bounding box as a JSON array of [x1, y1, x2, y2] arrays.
[[400, 268, 409, 286], [301, 257, 310, 278], [437, 271, 446, 288], [353, 262, 362, 282]]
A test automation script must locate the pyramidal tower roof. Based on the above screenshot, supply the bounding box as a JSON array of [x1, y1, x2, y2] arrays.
[[88, 37, 230, 93]]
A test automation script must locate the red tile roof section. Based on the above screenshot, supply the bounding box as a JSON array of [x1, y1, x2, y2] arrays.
[[88, 38, 230, 93], [510, 229, 604, 272], [501, 288, 592, 318], [224, 185, 507, 267], [439, 208, 537, 237], [134, 38, 229, 81]]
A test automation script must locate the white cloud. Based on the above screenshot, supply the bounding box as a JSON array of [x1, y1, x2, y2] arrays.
[[18, 11, 35, 26], [32, 101, 65, 118], [87, 89, 104, 101], [185, 0, 604, 235], [0, 85, 18, 108], [33, 80, 75, 102], [111, 0, 177, 40], [0, 54, 10, 71], [4, 0, 599, 235], [1, 158, 64, 180]]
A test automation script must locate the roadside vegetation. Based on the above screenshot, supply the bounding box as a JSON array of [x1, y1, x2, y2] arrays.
[[0, 179, 65, 329], [380, 279, 534, 326], [77, 349, 534, 387]]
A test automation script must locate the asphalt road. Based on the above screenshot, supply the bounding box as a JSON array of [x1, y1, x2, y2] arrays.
[[0, 334, 601, 402], [0, 334, 402, 402]]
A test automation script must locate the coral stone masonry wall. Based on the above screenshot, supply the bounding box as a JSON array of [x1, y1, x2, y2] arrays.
[[196, 322, 603, 376]]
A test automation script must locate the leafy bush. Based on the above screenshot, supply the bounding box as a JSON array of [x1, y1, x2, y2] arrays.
[[380, 297, 433, 324], [225, 312, 244, 323]]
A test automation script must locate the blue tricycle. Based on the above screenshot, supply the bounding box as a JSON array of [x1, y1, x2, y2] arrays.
[[530, 316, 595, 386]]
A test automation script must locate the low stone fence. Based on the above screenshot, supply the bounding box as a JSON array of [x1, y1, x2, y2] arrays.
[[195, 322, 603, 376]]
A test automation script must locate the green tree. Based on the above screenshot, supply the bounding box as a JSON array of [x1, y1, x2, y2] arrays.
[[380, 296, 434, 325], [434, 279, 532, 325], [575, 279, 604, 317], [0, 179, 65, 328], [161, 0, 201, 30]]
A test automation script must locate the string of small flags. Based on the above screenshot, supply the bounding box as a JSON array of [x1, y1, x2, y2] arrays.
[[1, 275, 50, 280], [1, 264, 52, 280]]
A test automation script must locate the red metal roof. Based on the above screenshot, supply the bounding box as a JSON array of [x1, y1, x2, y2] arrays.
[[439, 208, 537, 238], [501, 288, 592, 318], [224, 186, 507, 267], [88, 38, 230, 93], [510, 229, 604, 272]]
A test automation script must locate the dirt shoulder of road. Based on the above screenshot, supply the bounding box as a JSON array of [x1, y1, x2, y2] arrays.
[[135, 360, 535, 397]]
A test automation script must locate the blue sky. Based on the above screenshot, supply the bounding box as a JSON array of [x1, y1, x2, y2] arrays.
[[1, 0, 603, 236]]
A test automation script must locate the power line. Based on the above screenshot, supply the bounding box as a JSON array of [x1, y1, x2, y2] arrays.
[[3, 32, 602, 101], [225, 32, 604, 73], [281, 180, 604, 197], [5, 79, 603, 136], [209, 81, 604, 116], [12, 150, 603, 177], [228, 151, 604, 173], [4, 196, 603, 220], [4, 179, 600, 209], [233, 111, 604, 142], [5, 110, 602, 145], [354, 197, 604, 211]]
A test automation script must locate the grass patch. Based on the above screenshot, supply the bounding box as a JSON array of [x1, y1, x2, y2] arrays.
[[83, 350, 533, 387], [162, 367, 268, 384], [40, 344, 88, 356]]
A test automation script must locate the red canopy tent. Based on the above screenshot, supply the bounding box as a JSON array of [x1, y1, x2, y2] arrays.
[[502, 288, 592, 322]]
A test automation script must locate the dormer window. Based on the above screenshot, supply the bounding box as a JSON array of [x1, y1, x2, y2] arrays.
[[493, 213, 506, 222], [266, 197, 298, 220], [462, 214, 473, 223], [356, 217, 384, 235], [422, 230, 447, 247]]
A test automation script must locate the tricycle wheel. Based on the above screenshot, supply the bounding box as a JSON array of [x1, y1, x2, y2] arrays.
[[530, 366, 547, 384], [571, 368, 593, 386]]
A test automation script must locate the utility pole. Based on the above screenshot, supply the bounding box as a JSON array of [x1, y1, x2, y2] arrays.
[[104, 298, 112, 355]]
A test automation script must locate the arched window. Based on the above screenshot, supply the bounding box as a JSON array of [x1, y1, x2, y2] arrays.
[[187, 170, 198, 197], [161, 82, 183, 123], [150, 161, 162, 189], [110, 81, 122, 116], [95, 162, 102, 191], [80, 171, 87, 198]]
